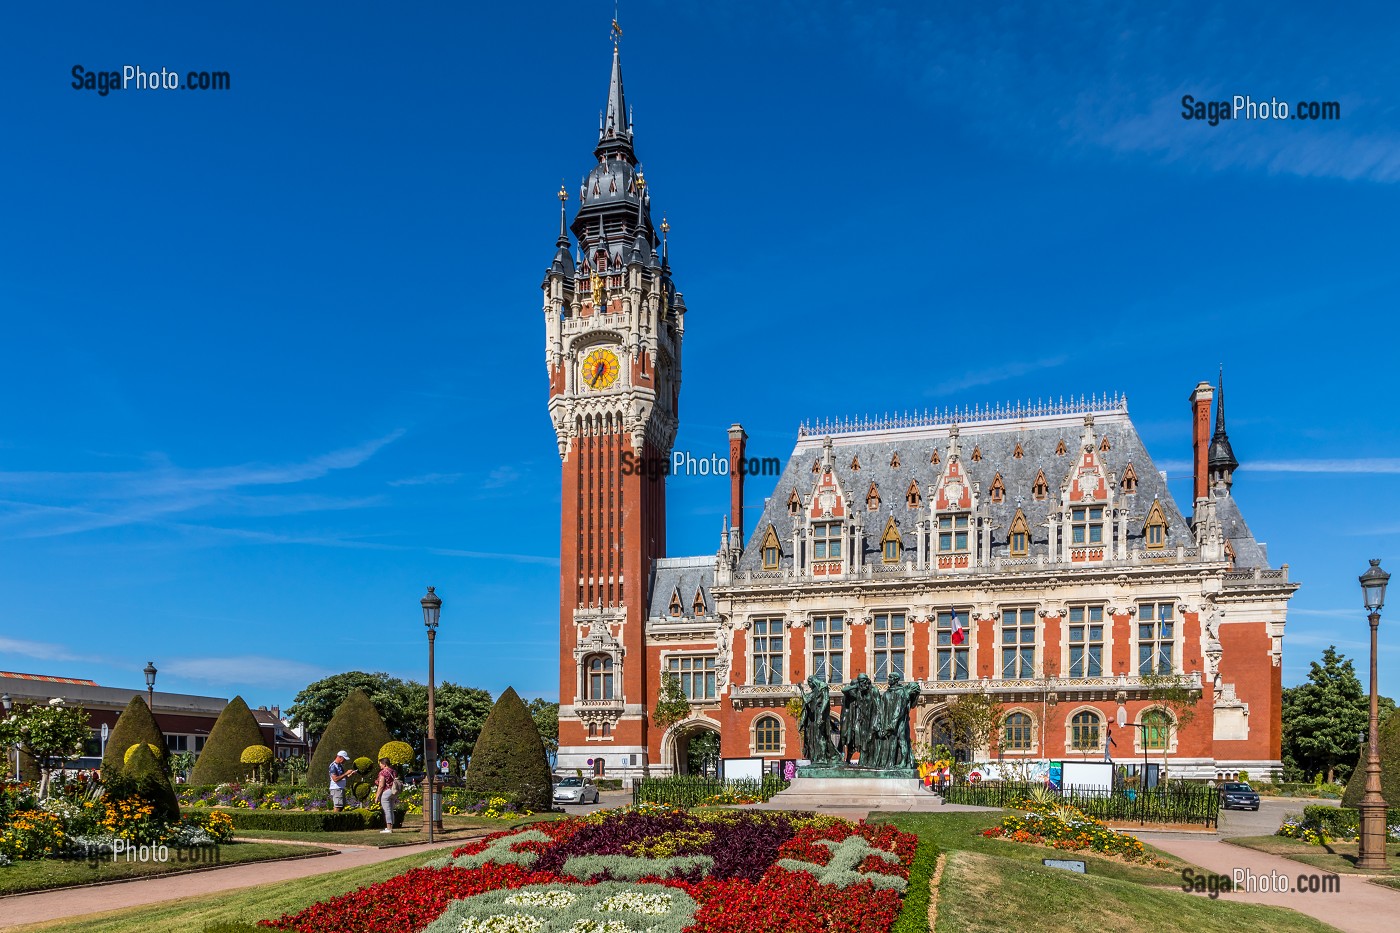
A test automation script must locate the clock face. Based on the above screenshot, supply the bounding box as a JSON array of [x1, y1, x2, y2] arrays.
[[582, 348, 620, 391]]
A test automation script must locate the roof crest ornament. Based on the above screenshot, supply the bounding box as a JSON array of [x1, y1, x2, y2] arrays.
[[795, 392, 1129, 437]]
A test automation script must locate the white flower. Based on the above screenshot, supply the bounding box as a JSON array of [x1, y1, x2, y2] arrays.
[[594, 892, 674, 916], [504, 889, 579, 909], [48, 698, 64, 707], [458, 915, 547, 933]]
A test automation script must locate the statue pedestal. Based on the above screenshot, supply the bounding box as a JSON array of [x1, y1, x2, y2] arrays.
[[763, 773, 939, 812]]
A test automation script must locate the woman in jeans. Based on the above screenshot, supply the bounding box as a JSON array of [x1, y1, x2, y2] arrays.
[[374, 757, 398, 833]]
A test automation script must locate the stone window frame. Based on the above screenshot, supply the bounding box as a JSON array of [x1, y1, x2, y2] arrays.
[[1063, 604, 1107, 678], [752, 714, 785, 755], [1136, 601, 1178, 675], [869, 610, 909, 681], [1136, 707, 1176, 753], [748, 616, 786, 685], [809, 614, 848, 685], [1001, 708, 1037, 754], [1065, 706, 1104, 754], [998, 606, 1038, 679]]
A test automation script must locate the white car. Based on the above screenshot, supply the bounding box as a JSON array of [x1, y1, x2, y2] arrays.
[[553, 777, 599, 805]]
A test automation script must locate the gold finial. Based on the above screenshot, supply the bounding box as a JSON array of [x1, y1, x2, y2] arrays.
[[558, 182, 568, 202], [660, 215, 670, 234]]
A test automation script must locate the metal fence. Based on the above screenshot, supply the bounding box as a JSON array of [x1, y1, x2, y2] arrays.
[[631, 775, 790, 808], [943, 781, 1220, 827]]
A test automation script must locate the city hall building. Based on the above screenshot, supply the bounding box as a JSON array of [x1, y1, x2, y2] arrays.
[[546, 42, 1296, 782]]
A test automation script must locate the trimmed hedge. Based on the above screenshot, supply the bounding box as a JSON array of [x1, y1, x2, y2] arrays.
[[891, 835, 939, 933], [101, 695, 168, 780], [465, 686, 553, 811], [1302, 804, 1400, 839], [1343, 711, 1400, 808], [184, 807, 402, 832], [110, 741, 181, 821], [191, 696, 269, 785], [306, 688, 394, 791]]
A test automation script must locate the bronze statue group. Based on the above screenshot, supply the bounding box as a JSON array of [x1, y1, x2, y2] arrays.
[[798, 672, 922, 770]]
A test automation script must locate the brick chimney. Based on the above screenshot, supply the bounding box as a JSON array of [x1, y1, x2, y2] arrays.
[[728, 424, 748, 543], [1190, 381, 1214, 502]]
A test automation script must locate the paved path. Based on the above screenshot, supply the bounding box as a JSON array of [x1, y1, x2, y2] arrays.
[[1216, 796, 1338, 838], [0, 838, 466, 930], [1139, 831, 1399, 933]]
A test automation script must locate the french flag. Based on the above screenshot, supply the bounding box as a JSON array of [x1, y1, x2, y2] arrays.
[[951, 611, 965, 646]]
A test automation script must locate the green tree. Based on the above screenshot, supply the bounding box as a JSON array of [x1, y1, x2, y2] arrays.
[[1141, 673, 1203, 776], [169, 751, 197, 782], [1282, 647, 1370, 784], [190, 696, 269, 785], [1342, 706, 1400, 807], [650, 674, 690, 733], [306, 688, 394, 788], [946, 691, 1003, 763], [102, 695, 168, 784], [527, 698, 560, 754], [464, 687, 552, 811], [687, 731, 721, 776], [0, 699, 91, 798]]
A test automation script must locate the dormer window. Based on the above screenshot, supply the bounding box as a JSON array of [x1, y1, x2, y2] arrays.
[[1013, 441, 1025, 460], [1100, 436, 1111, 452], [668, 588, 683, 617], [811, 459, 820, 474], [937, 513, 970, 553], [1071, 506, 1105, 546], [866, 482, 881, 511], [1144, 500, 1167, 550], [812, 521, 842, 560], [761, 525, 781, 570], [971, 446, 982, 462], [1009, 508, 1030, 558], [851, 455, 861, 471], [1121, 463, 1139, 495], [787, 489, 801, 515], [890, 451, 901, 468], [881, 517, 902, 564], [906, 480, 922, 509], [930, 449, 940, 465], [1056, 439, 1067, 456], [1032, 470, 1050, 500], [692, 588, 706, 616], [989, 473, 1006, 504]]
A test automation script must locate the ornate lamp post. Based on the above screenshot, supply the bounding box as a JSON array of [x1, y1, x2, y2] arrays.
[[1357, 559, 1389, 869], [1, 693, 15, 781], [144, 661, 158, 709], [421, 587, 443, 839]]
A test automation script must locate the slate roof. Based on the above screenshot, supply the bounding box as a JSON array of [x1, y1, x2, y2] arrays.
[[1215, 492, 1270, 569], [647, 556, 717, 620], [737, 407, 1206, 574]]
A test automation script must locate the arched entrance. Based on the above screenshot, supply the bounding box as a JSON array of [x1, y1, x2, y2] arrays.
[[921, 705, 969, 762], [664, 720, 721, 777]]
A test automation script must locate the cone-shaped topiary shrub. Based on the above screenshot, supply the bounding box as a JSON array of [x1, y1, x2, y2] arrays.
[[1343, 710, 1400, 808], [306, 688, 394, 791], [464, 687, 551, 811], [101, 695, 169, 782], [108, 740, 180, 821], [191, 696, 269, 785]]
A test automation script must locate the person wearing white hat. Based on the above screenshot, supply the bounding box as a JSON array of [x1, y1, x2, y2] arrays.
[[329, 750, 358, 811]]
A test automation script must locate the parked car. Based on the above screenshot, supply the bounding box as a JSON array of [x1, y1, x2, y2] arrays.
[[553, 776, 599, 805], [1220, 781, 1260, 810]]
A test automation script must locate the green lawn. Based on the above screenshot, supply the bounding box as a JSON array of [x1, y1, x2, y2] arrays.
[[1227, 835, 1400, 878], [870, 811, 1341, 933], [10, 847, 453, 933], [0, 843, 328, 896]]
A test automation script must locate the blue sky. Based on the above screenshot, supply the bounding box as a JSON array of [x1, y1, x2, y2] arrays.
[[1, 1, 1397, 708]]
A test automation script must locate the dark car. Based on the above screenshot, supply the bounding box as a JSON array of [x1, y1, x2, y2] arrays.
[[1220, 781, 1260, 810]]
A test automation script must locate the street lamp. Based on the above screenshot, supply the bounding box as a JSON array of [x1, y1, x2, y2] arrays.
[[1357, 559, 1389, 869], [144, 661, 158, 709], [1117, 706, 1152, 825], [1, 693, 14, 782], [421, 587, 443, 840]]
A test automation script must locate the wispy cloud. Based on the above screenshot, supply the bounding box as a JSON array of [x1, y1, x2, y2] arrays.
[[164, 656, 330, 690], [1247, 459, 1400, 474], [389, 472, 462, 487], [428, 548, 560, 566], [0, 431, 404, 539], [0, 636, 103, 666], [925, 356, 1068, 398]]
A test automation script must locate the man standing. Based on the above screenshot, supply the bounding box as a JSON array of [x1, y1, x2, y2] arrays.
[[329, 750, 357, 811]]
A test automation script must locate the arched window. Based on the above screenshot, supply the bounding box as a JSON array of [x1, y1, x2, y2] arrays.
[[585, 655, 614, 700], [1003, 711, 1034, 751], [601, 722, 611, 738], [754, 715, 782, 754], [761, 525, 781, 570], [588, 722, 598, 737], [1142, 710, 1171, 750], [1070, 710, 1102, 751], [593, 757, 606, 776]]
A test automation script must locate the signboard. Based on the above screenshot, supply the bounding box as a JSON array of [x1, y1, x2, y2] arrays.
[[1048, 761, 1063, 790], [720, 757, 764, 782], [1042, 858, 1086, 873], [1061, 760, 1114, 791], [440, 760, 450, 774], [101, 724, 109, 741]]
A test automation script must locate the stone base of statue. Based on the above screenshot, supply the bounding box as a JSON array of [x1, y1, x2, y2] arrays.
[[761, 768, 940, 812]]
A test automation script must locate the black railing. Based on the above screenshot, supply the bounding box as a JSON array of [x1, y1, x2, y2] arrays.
[[632, 775, 790, 808], [943, 781, 1220, 827]]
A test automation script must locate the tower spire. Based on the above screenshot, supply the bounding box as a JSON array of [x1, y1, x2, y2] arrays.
[[1208, 366, 1239, 491], [595, 30, 636, 163]]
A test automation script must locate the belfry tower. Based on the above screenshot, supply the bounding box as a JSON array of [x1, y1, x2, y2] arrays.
[[543, 36, 685, 776]]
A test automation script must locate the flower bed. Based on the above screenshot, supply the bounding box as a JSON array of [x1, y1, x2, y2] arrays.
[[178, 784, 532, 819], [261, 806, 923, 932], [1275, 806, 1400, 845], [980, 798, 1164, 865]]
